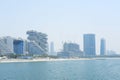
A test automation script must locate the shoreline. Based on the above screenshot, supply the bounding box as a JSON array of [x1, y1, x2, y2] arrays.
[[0, 57, 120, 63], [0, 58, 91, 63]]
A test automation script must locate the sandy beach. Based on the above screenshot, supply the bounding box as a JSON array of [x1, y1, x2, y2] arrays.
[[0, 58, 95, 63], [0, 57, 120, 63]]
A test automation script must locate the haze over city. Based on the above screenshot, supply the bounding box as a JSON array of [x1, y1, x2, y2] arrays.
[[0, 0, 120, 54]]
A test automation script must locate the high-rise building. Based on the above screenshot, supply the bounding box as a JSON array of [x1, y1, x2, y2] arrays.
[[83, 34, 96, 56], [4, 36, 14, 53], [13, 39, 25, 54], [24, 40, 29, 54], [27, 30, 48, 55], [50, 42, 55, 55], [100, 39, 106, 56], [0, 37, 14, 55]]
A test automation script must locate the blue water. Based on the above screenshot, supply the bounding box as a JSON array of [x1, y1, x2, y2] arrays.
[[0, 59, 120, 80]]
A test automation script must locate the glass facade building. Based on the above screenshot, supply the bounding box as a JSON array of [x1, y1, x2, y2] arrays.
[[13, 40, 24, 54], [83, 34, 96, 56]]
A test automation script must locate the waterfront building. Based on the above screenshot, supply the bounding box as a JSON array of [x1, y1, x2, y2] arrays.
[[100, 38, 106, 56], [3, 36, 14, 53], [83, 34, 96, 56], [57, 42, 83, 58], [63, 42, 80, 52], [27, 30, 48, 55], [13, 39, 25, 54], [0, 37, 14, 55]]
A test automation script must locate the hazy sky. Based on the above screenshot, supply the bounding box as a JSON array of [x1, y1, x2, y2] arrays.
[[0, 0, 120, 54]]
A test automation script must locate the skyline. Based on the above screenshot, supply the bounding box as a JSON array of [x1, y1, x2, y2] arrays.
[[0, 0, 120, 54], [0, 31, 118, 55]]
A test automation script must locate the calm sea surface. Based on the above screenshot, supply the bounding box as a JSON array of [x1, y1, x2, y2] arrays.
[[0, 59, 120, 80]]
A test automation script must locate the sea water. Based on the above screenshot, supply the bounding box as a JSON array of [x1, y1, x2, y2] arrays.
[[0, 59, 120, 80]]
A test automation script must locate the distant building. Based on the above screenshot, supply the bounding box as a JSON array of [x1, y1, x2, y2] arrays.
[[24, 40, 29, 54], [63, 43, 80, 53], [58, 42, 83, 58], [50, 42, 56, 55], [107, 50, 117, 56], [13, 39, 25, 54], [27, 30, 48, 55], [100, 39, 106, 56], [83, 34, 96, 56]]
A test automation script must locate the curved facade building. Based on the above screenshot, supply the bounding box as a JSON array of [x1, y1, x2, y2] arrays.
[[27, 30, 48, 55]]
